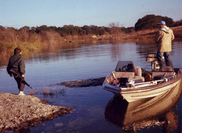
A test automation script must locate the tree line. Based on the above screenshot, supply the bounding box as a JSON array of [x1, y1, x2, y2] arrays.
[[0, 23, 135, 48], [0, 23, 134, 40], [0, 14, 182, 60], [0, 14, 182, 45]]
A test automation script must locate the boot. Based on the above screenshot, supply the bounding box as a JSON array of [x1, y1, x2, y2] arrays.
[[18, 91, 25, 95]]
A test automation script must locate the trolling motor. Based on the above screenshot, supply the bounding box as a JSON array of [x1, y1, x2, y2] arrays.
[[146, 54, 160, 71]]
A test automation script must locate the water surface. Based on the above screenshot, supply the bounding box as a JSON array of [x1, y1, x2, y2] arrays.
[[0, 42, 182, 132]]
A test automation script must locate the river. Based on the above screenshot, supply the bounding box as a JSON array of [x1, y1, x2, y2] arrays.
[[0, 42, 182, 133]]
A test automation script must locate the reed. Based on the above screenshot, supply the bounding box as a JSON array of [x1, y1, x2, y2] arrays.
[[28, 86, 65, 97], [42, 88, 49, 96], [29, 88, 39, 95], [48, 87, 57, 96]]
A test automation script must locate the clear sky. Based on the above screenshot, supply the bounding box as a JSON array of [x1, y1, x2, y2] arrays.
[[0, 0, 182, 28]]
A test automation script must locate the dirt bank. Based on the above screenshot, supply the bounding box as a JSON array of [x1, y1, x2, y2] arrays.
[[0, 93, 74, 132], [84, 26, 182, 44]]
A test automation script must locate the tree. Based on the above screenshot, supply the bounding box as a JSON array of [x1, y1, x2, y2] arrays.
[[19, 26, 30, 42], [109, 22, 122, 35], [135, 14, 174, 31], [82, 25, 92, 35], [3, 27, 18, 45], [35, 25, 48, 33]]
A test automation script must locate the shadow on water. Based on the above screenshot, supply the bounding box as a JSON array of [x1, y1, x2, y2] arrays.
[[104, 79, 182, 133]]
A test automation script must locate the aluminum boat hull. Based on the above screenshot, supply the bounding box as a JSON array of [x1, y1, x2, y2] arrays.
[[103, 69, 182, 102]]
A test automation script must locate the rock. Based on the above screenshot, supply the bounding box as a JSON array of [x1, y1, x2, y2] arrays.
[[0, 93, 74, 132], [58, 77, 105, 87]]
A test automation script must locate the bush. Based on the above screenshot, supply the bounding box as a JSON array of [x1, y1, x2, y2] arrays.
[[135, 14, 174, 31]]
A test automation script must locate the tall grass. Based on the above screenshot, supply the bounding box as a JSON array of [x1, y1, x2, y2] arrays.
[[29, 86, 65, 97]]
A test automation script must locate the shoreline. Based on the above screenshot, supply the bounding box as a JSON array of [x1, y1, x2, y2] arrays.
[[0, 93, 74, 132], [63, 26, 182, 44]]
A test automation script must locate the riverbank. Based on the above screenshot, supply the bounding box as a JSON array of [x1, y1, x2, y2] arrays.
[[0, 26, 182, 66], [0, 93, 74, 132], [64, 26, 182, 44], [131, 26, 182, 44]]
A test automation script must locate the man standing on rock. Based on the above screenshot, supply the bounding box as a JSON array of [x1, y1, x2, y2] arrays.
[[7, 47, 26, 95], [155, 21, 175, 69]]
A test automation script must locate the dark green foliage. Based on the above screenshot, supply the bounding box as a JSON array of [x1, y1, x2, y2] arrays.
[[121, 27, 134, 33], [135, 14, 175, 31], [172, 19, 182, 27], [39, 25, 107, 36]]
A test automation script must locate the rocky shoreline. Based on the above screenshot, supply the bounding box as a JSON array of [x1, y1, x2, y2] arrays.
[[58, 77, 105, 87], [0, 93, 74, 132]]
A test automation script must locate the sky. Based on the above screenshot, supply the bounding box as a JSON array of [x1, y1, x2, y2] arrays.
[[0, 0, 182, 29]]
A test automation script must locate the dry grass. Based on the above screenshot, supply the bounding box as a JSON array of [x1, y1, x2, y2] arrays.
[[29, 88, 39, 95], [29, 85, 65, 97]]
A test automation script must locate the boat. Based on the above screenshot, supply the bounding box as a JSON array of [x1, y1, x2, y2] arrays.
[[104, 78, 182, 132], [103, 54, 182, 102]]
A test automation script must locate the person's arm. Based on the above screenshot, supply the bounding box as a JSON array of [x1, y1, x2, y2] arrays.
[[171, 29, 175, 41], [7, 59, 12, 77], [155, 31, 163, 43], [19, 58, 25, 76]]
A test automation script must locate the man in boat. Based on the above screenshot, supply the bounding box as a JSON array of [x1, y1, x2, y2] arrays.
[[155, 21, 175, 70], [7, 47, 26, 95]]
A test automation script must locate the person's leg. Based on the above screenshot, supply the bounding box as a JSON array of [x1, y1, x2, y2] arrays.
[[164, 52, 174, 68], [14, 77, 21, 90], [14, 77, 25, 95], [20, 78, 25, 92], [157, 52, 165, 68]]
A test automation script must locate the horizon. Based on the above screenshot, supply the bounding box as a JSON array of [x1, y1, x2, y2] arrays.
[[0, 0, 182, 29]]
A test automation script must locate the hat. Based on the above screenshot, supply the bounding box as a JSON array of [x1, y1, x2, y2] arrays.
[[157, 21, 166, 25]]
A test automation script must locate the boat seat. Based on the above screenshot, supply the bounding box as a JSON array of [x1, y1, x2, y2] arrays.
[[133, 66, 145, 82], [113, 71, 135, 82], [134, 66, 142, 77], [113, 70, 145, 83], [132, 76, 145, 83]]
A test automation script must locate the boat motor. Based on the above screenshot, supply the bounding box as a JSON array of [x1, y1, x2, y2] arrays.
[[146, 54, 160, 71]]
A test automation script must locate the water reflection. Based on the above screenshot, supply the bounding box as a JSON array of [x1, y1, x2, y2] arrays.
[[29, 43, 125, 63], [136, 43, 157, 56], [104, 79, 182, 132], [135, 42, 182, 59], [0, 42, 181, 68]]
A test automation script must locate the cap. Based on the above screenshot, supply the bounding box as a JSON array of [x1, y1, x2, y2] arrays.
[[157, 21, 166, 25]]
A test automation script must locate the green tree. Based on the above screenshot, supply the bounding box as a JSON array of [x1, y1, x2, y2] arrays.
[[135, 14, 174, 31], [82, 25, 92, 35], [35, 25, 48, 33]]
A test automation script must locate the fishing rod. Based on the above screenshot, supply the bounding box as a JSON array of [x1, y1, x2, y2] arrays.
[[9, 69, 33, 89]]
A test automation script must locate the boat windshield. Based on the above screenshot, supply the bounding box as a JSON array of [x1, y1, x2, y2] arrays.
[[115, 61, 135, 72]]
